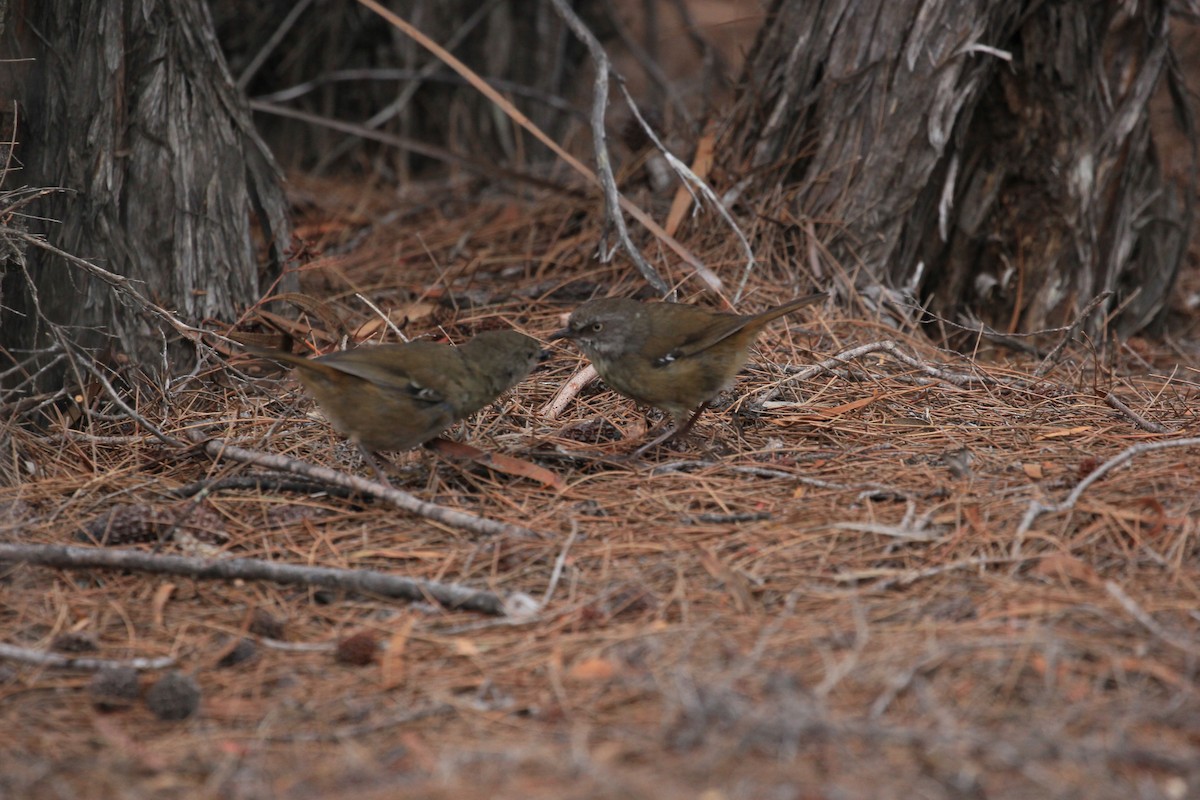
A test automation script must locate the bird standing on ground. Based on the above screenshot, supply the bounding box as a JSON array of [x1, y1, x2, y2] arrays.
[[549, 293, 826, 454], [245, 329, 543, 480]]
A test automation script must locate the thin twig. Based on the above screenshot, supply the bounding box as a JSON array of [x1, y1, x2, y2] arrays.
[[315, 0, 502, 173], [235, 0, 315, 90], [541, 520, 579, 607], [255, 69, 585, 118], [355, 292, 409, 341], [836, 556, 1030, 592], [649, 459, 906, 497], [757, 339, 1055, 406], [249, 99, 573, 194], [1104, 392, 1172, 433], [541, 363, 599, 419], [2, 226, 208, 343], [191, 431, 545, 540], [600, 0, 693, 125], [0, 543, 510, 615], [67, 349, 182, 448], [615, 81, 735, 297], [1105, 580, 1200, 657], [836, 521, 944, 542], [1033, 291, 1112, 377], [665, 0, 732, 93], [548, 0, 672, 297]]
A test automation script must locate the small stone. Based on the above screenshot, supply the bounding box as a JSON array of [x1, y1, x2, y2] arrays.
[[144, 671, 201, 721]]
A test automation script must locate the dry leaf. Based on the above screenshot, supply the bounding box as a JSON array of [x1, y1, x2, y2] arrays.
[[353, 302, 437, 338], [428, 438, 566, 490], [452, 638, 480, 657], [381, 615, 416, 690], [1032, 554, 1100, 586], [567, 657, 617, 681], [152, 583, 176, 629]]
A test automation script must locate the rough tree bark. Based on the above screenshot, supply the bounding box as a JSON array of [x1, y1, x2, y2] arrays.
[[726, 0, 1190, 341], [0, 0, 292, 383]]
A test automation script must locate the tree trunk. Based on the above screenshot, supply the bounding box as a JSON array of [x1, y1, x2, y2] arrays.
[[726, 0, 1189, 341], [0, 0, 292, 383]]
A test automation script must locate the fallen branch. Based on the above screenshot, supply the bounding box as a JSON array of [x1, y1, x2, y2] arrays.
[[0, 641, 175, 672], [1104, 391, 1172, 433], [541, 362, 599, 420], [1015, 437, 1200, 537], [0, 543, 511, 616], [651, 458, 907, 498], [191, 431, 545, 540], [1105, 580, 1200, 658]]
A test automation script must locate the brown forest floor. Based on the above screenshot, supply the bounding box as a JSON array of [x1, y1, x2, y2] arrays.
[[2, 164, 1200, 799]]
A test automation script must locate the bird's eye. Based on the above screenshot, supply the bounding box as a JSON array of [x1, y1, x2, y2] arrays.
[[591, 322, 604, 332]]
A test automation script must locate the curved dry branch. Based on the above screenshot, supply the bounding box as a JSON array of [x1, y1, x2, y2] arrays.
[[0, 543, 511, 616]]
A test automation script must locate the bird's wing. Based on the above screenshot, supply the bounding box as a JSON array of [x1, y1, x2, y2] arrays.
[[318, 344, 453, 404], [651, 307, 748, 364]]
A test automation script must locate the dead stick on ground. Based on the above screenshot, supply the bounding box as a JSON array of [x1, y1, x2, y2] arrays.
[[541, 362, 599, 419], [0, 641, 175, 672], [1105, 580, 1200, 658], [66, 350, 542, 542], [191, 432, 545, 540], [1015, 437, 1200, 539], [0, 543, 512, 616], [1104, 391, 1172, 433]]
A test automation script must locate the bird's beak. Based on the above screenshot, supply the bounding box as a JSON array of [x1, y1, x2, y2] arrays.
[[547, 326, 571, 342], [537, 348, 553, 362]]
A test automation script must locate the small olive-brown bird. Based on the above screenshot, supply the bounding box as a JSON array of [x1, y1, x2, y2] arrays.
[[246, 329, 543, 480], [549, 293, 826, 454]]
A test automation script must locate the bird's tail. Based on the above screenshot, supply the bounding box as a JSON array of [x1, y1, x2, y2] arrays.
[[751, 291, 828, 325]]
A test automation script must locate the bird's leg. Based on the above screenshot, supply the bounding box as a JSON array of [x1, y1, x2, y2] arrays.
[[357, 445, 394, 488], [631, 403, 708, 459], [672, 403, 708, 440]]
